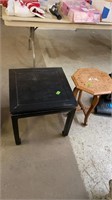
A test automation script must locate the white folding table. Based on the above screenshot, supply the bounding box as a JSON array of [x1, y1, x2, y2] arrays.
[[2, 7, 112, 67]]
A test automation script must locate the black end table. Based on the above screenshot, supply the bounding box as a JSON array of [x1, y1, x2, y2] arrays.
[[9, 68, 77, 145]]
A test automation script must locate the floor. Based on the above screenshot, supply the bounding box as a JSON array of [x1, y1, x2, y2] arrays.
[[0, 18, 112, 199]]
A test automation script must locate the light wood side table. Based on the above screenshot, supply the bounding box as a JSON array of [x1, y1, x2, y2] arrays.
[[71, 68, 112, 125]]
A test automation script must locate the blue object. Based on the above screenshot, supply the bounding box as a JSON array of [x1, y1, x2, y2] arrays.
[[108, 103, 112, 108], [102, 7, 110, 19], [95, 96, 112, 116]]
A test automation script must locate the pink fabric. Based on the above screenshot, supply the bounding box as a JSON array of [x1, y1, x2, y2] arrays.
[[60, 0, 101, 23], [68, 7, 101, 23], [61, 0, 85, 15]]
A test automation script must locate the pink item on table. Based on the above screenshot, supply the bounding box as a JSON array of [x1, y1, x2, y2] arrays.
[[60, 0, 101, 23], [68, 7, 101, 23], [67, 1, 101, 23], [61, 0, 84, 15]]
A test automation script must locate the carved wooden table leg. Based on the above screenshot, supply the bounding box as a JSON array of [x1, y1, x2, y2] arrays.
[[84, 95, 100, 125], [105, 179, 112, 200], [78, 90, 86, 116], [73, 87, 79, 98]]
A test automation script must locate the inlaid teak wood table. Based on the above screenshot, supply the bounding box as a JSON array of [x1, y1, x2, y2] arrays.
[[9, 67, 77, 145], [2, 7, 112, 67], [71, 68, 112, 125]]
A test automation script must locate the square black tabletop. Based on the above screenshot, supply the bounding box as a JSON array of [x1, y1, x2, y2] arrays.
[[9, 68, 77, 114]]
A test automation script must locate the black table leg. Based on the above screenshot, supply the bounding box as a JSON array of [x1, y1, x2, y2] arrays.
[[11, 116, 21, 145], [62, 109, 76, 136]]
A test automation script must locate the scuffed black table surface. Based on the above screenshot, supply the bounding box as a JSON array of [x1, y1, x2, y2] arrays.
[[9, 67, 77, 145]]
